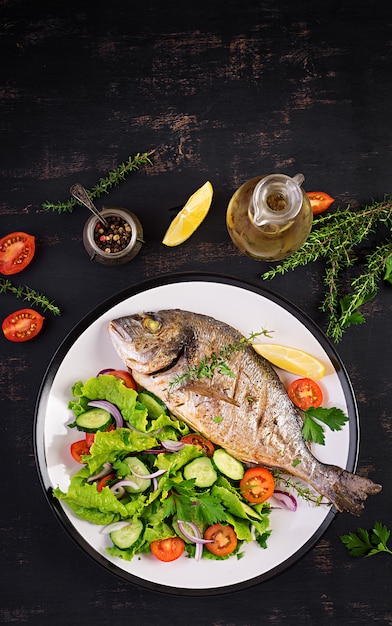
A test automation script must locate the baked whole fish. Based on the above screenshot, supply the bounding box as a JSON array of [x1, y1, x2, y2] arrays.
[[108, 309, 381, 515]]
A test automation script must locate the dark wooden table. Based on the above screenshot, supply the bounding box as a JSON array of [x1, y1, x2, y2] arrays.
[[1, 1, 391, 624]]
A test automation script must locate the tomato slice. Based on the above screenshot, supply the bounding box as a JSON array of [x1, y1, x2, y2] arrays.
[[2, 308, 44, 342], [97, 473, 116, 492], [85, 432, 95, 448], [70, 439, 91, 463], [150, 537, 185, 562], [0, 232, 35, 275], [239, 467, 275, 504], [85, 422, 115, 449], [307, 192, 334, 215], [180, 434, 215, 458], [204, 524, 237, 556], [288, 377, 323, 410], [110, 370, 137, 389]]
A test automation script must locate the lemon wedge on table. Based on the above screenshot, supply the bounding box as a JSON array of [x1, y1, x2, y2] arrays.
[[162, 181, 213, 246], [252, 343, 325, 380]]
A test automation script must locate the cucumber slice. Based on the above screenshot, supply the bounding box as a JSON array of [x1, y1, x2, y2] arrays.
[[183, 456, 217, 488], [110, 519, 143, 549], [123, 457, 151, 493], [138, 390, 167, 418], [75, 408, 112, 433], [212, 449, 244, 481]]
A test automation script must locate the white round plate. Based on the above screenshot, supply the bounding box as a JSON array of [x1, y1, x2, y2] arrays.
[[34, 273, 358, 595]]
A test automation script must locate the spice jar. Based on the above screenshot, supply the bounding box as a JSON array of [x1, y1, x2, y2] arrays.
[[226, 173, 313, 261], [83, 206, 144, 266]]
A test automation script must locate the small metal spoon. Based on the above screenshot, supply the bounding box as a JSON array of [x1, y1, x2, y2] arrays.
[[70, 183, 109, 227]]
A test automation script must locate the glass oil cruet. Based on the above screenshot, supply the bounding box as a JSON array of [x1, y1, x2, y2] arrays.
[[226, 173, 313, 261]]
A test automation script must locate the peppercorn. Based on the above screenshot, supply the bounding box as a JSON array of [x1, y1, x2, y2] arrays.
[[94, 216, 132, 253]]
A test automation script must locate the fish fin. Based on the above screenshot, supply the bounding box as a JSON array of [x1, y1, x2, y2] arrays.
[[182, 381, 240, 406], [317, 467, 382, 516]]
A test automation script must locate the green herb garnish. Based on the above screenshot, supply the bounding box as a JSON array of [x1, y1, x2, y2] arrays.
[[272, 470, 325, 506], [0, 278, 60, 314], [261, 198, 392, 342], [42, 151, 153, 213], [340, 522, 392, 557], [302, 406, 349, 445], [162, 478, 227, 526], [169, 329, 273, 389]]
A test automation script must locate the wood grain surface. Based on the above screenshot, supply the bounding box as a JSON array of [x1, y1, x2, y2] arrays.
[[1, 1, 391, 624]]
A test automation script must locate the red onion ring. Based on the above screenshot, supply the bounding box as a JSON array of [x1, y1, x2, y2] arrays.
[[86, 462, 113, 483], [271, 489, 297, 511], [88, 399, 123, 428], [161, 440, 185, 452], [130, 469, 166, 480], [177, 520, 214, 545], [97, 368, 115, 376]]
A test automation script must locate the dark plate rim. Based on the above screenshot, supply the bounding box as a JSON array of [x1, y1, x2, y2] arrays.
[[33, 271, 359, 596]]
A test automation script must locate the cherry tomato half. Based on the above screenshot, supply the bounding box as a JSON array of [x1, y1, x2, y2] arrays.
[[180, 434, 215, 458], [150, 537, 185, 562], [97, 473, 116, 492], [307, 191, 334, 215], [204, 524, 237, 557], [70, 439, 91, 463], [2, 308, 44, 342], [110, 370, 137, 389], [0, 232, 35, 275], [85, 432, 96, 448], [288, 377, 323, 410], [85, 422, 115, 449], [239, 467, 275, 504]]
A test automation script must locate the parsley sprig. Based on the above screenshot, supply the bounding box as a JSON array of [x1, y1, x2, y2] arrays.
[[340, 522, 392, 557], [162, 478, 227, 526], [302, 406, 349, 445]]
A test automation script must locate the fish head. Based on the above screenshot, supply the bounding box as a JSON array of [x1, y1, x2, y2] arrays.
[[108, 310, 194, 374]]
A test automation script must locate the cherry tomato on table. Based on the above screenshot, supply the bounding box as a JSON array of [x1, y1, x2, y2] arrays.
[[150, 537, 185, 562], [2, 308, 44, 342], [288, 377, 323, 411], [239, 467, 275, 504], [204, 524, 238, 557], [307, 192, 334, 215], [180, 434, 215, 458], [0, 232, 35, 275], [110, 370, 137, 389]]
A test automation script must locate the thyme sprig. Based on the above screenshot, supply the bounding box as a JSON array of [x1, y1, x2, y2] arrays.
[[272, 470, 325, 506], [261, 198, 392, 342], [42, 151, 153, 213], [0, 278, 60, 315], [169, 329, 273, 389]]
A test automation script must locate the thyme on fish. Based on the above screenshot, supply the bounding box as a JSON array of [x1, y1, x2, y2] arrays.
[[261, 198, 392, 342], [42, 152, 154, 213], [272, 470, 326, 507], [0, 278, 61, 315], [169, 329, 273, 389]]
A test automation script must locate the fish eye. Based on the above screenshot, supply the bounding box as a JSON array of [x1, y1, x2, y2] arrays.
[[142, 315, 162, 334]]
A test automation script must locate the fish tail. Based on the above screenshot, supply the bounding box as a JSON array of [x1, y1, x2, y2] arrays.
[[316, 466, 382, 516]]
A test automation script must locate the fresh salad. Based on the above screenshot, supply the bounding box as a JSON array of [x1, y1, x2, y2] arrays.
[[53, 368, 285, 563]]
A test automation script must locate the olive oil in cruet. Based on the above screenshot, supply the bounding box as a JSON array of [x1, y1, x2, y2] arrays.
[[226, 173, 313, 261]]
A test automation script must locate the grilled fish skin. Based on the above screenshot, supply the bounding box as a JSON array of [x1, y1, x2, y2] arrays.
[[108, 309, 381, 515]]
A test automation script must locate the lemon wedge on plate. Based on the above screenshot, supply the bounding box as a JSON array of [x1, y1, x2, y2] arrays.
[[162, 181, 213, 246], [252, 343, 325, 379]]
